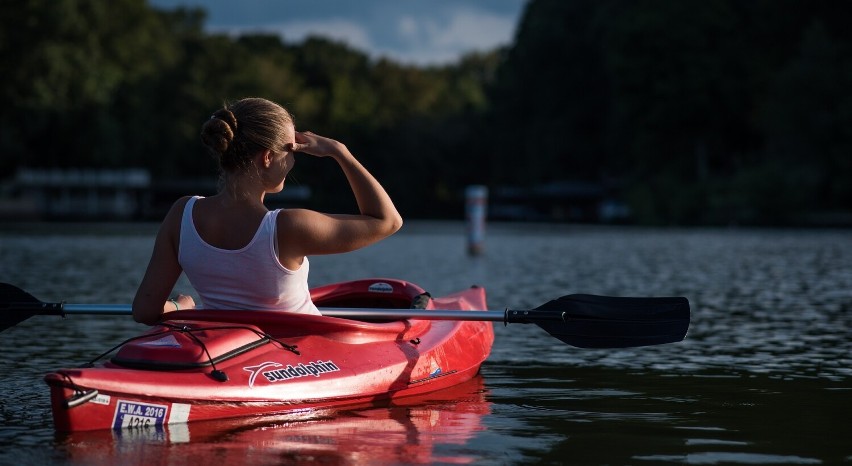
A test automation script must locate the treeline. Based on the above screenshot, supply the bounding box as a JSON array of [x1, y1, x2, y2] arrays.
[[490, 0, 852, 225], [2, 0, 850, 225]]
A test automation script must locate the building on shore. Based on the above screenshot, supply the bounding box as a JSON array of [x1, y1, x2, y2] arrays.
[[0, 168, 310, 221], [489, 180, 631, 223]]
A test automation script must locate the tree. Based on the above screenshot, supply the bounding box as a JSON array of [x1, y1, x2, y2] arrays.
[[487, 0, 611, 184], [0, 0, 187, 171]]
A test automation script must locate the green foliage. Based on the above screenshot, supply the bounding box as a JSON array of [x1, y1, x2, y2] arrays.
[[2, 0, 850, 224], [486, 0, 852, 225]]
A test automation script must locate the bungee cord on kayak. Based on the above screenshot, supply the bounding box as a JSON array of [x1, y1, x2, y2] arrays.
[[73, 322, 302, 387], [78, 328, 174, 369], [50, 317, 311, 413]]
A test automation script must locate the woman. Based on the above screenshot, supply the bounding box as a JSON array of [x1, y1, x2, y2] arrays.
[[132, 97, 402, 325]]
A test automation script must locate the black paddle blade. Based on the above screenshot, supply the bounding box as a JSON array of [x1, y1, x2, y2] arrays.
[[0, 283, 45, 330], [508, 294, 690, 348]]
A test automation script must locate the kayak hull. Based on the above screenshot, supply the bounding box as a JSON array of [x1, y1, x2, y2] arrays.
[[59, 376, 491, 465], [44, 279, 494, 432]]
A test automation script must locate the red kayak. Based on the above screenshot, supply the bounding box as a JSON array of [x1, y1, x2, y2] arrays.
[[44, 278, 494, 432], [60, 376, 491, 464]]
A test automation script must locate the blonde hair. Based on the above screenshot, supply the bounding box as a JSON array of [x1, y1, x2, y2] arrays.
[[200, 97, 295, 173]]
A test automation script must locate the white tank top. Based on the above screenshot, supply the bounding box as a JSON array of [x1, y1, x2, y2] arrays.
[[178, 196, 320, 314]]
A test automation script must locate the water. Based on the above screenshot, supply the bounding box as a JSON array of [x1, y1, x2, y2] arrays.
[[1, 222, 850, 465]]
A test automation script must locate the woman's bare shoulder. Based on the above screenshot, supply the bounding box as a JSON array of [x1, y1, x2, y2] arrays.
[[162, 196, 193, 221], [173, 195, 195, 208], [275, 208, 318, 231], [156, 196, 195, 240]]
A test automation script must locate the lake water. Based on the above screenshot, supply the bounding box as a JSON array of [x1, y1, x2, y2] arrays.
[[0, 222, 850, 465]]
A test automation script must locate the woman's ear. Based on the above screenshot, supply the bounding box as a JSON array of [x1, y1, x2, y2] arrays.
[[260, 149, 273, 168]]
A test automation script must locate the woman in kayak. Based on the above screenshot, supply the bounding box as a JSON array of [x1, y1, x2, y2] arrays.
[[132, 97, 403, 324]]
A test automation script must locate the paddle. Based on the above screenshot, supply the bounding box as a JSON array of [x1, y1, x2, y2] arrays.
[[0, 282, 689, 348]]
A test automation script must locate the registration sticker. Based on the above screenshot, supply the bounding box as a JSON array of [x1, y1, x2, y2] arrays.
[[112, 400, 169, 430]]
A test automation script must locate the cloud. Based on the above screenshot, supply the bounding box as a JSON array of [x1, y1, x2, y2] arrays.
[[428, 8, 517, 50], [381, 7, 517, 65], [210, 18, 374, 52], [194, 2, 523, 66]]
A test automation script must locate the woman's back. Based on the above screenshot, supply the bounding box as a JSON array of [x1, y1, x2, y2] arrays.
[[178, 196, 319, 314], [190, 196, 268, 250]]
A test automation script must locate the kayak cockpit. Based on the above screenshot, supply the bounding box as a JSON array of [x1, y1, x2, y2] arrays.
[[104, 279, 440, 371]]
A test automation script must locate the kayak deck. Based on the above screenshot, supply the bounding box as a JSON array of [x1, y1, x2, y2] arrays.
[[44, 279, 494, 431]]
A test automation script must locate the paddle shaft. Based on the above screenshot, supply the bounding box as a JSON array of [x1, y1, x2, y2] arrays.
[[20, 303, 541, 323], [2, 282, 690, 347]]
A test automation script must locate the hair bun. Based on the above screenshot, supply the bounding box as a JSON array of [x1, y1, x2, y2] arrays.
[[211, 108, 238, 132], [201, 108, 238, 155]]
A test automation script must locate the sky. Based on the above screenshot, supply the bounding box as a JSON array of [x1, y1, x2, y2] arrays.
[[147, 0, 529, 66]]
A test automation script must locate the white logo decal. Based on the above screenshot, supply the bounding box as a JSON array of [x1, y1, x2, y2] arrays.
[[368, 282, 394, 293], [243, 360, 342, 387], [243, 361, 284, 388]]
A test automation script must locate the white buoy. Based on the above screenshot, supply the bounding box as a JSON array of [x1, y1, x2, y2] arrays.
[[465, 185, 488, 256]]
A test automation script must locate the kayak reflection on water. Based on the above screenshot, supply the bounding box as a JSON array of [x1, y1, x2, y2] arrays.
[[56, 375, 491, 465]]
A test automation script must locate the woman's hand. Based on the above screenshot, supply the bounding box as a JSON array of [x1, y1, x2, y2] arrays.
[[290, 131, 347, 159], [164, 294, 196, 314]]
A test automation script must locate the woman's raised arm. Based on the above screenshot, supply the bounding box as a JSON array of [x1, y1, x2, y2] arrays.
[[279, 131, 402, 257]]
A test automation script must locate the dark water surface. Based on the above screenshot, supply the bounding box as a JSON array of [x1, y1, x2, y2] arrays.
[[1, 222, 850, 465]]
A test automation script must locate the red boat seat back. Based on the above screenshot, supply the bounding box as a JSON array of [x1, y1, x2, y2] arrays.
[[309, 278, 430, 310]]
